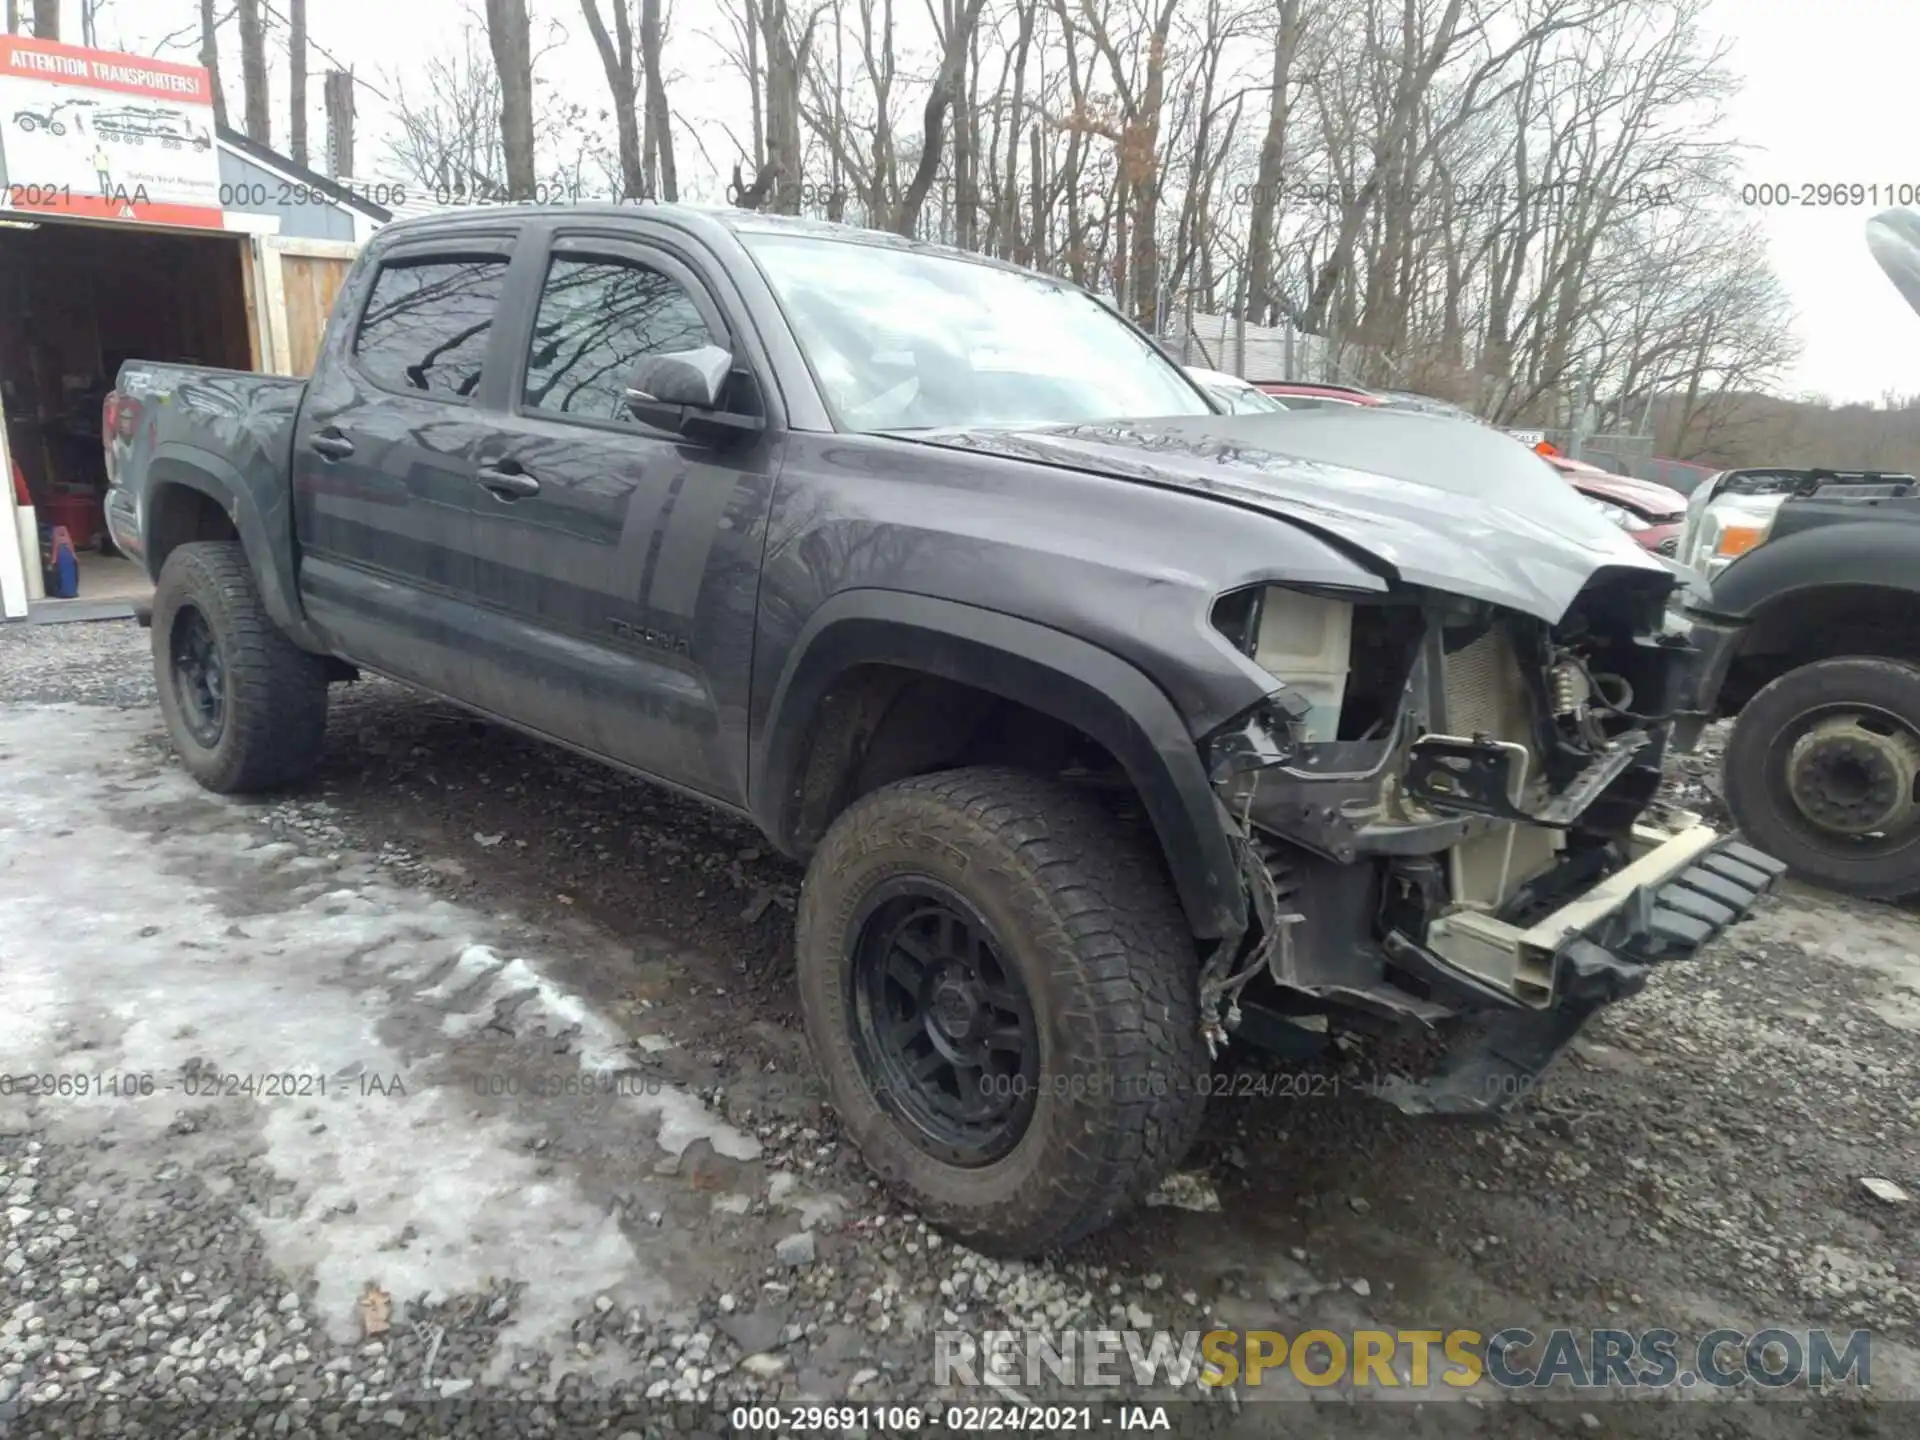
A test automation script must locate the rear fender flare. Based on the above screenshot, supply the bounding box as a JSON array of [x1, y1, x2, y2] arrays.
[[753, 590, 1246, 942], [144, 445, 324, 652]]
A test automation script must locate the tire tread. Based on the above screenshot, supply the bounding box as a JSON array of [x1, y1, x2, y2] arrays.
[[153, 541, 329, 793], [797, 764, 1207, 1256]]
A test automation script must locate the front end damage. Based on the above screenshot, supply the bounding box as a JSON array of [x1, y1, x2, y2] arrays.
[[1196, 570, 1785, 1114]]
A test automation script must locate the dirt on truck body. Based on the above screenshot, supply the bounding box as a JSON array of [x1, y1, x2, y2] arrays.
[[104, 202, 1780, 1258]]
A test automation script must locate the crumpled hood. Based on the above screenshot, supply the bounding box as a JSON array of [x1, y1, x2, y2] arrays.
[[912, 408, 1672, 622]]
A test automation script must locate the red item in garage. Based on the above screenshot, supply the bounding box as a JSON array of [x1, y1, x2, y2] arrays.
[[10, 457, 27, 506], [37, 490, 105, 551]]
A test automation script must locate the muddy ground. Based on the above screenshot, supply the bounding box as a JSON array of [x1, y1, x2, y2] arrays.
[[0, 617, 1915, 1439]]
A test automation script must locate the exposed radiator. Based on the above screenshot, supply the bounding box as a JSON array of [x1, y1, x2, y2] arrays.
[[1441, 629, 1562, 909], [1443, 630, 1534, 747]]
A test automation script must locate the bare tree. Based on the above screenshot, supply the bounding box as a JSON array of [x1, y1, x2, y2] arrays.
[[894, 0, 987, 236], [1244, 1, 1306, 324], [731, 0, 824, 210], [451, 0, 1804, 438], [485, 0, 538, 199], [324, 69, 355, 177], [290, 0, 309, 166], [580, 0, 646, 197], [199, 0, 229, 131], [641, 0, 678, 200], [236, 0, 270, 144], [386, 26, 509, 198]]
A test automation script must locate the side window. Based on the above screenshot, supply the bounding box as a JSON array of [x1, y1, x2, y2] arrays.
[[523, 255, 718, 421], [353, 256, 508, 398]]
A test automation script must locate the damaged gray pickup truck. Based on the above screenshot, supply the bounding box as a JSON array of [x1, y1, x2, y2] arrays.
[[104, 205, 1782, 1257]]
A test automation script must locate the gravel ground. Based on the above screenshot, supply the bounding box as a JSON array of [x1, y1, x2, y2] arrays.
[[0, 617, 1916, 1439]]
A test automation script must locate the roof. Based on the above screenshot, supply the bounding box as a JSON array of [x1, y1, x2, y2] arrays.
[[372, 200, 1033, 273], [215, 124, 393, 222]]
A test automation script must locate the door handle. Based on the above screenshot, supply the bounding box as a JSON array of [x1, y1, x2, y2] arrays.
[[477, 465, 540, 499], [309, 431, 355, 460]]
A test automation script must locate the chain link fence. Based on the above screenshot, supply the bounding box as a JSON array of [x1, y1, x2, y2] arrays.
[[1159, 310, 1340, 383]]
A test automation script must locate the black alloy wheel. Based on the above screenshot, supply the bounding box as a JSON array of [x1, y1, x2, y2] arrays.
[[169, 603, 227, 749], [847, 879, 1040, 1166]]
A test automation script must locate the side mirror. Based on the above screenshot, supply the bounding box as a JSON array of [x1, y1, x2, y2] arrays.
[[1867, 208, 1920, 321], [625, 344, 765, 443]]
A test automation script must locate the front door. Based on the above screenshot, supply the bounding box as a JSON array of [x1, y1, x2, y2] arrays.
[[293, 232, 520, 699], [464, 230, 779, 805]]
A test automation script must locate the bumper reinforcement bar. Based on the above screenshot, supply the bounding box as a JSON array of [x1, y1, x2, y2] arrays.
[[1374, 836, 1786, 1116]]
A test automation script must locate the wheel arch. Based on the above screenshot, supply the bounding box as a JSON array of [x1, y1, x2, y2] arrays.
[[1710, 522, 1920, 623], [753, 590, 1247, 943], [143, 446, 324, 653], [1715, 578, 1920, 715]]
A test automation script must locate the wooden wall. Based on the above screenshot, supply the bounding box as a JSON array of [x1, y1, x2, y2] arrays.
[[280, 253, 353, 376]]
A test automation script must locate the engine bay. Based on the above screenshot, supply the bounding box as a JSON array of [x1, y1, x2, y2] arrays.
[[1199, 569, 1712, 1047]]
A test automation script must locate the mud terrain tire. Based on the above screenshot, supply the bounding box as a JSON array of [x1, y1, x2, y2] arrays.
[[796, 766, 1206, 1256], [153, 541, 330, 794], [1724, 655, 1920, 899]]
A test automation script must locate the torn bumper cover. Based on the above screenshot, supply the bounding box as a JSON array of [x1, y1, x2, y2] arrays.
[[1373, 832, 1785, 1115]]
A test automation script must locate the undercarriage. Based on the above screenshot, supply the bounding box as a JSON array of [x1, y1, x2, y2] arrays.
[[1199, 572, 1784, 1112]]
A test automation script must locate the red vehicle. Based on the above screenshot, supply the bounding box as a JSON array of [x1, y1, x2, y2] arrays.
[[1540, 453, 1686, 556], [1252, 381, 1385, 409]]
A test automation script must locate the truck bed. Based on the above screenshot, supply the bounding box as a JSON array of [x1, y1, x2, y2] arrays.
[[104, 363, 308, 571]]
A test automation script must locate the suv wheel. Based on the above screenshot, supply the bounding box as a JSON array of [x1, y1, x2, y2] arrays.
[[1723, 656, 1920, 898], [153, 541, 330, 794], [796, 767, 1205, 1256]]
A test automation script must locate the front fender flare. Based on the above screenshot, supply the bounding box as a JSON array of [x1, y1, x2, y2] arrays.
[[1705, 520, 1920, 620], [753, 589, 1248, 942], [145, 444, 324, 652]]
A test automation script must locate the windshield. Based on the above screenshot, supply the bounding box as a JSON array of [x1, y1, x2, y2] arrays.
[[741, 232, 1212, 432]]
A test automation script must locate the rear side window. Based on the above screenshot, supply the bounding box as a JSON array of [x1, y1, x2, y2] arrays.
[[523, 255, 716, 420], [353, 256, 508, 398]]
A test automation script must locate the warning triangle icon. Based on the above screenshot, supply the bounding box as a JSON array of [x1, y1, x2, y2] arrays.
[[119, 203, 137, 219]]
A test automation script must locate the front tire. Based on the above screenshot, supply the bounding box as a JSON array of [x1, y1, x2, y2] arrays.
[[1723, 656, 1920, 899], [796, 767, 1206, 1256], [152, 541, 330, 794]]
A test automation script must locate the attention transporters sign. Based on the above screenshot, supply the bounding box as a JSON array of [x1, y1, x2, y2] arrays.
[[0, 36, 222, 229]]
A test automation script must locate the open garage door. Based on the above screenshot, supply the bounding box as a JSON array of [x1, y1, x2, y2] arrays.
[[0, 216, 254, 617]]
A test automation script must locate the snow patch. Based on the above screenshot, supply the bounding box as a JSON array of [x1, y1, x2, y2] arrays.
[[0, 705, 758, 1363]]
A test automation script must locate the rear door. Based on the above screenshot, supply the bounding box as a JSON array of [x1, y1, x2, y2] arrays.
[[292, 231, 520, 698], [463, 224, 780, 805]]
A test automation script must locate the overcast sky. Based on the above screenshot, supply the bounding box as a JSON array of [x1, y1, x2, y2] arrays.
[[64, 0, 1920, 404]]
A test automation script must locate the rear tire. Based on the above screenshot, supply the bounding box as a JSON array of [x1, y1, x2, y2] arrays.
[[796, 766, 1206, 1256], [152, 541, 330, 794], [1723, 656, 1920, 899]]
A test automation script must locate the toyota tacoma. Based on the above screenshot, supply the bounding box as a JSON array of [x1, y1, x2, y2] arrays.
[[103, 205, 1782, 1256]]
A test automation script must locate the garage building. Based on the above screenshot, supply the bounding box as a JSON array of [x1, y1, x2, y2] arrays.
[[0, 33, 387, 622]]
